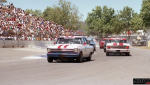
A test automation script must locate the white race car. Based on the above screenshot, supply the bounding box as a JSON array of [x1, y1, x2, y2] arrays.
[[47, 36, 94, 63], [106, 38, 130, 56]]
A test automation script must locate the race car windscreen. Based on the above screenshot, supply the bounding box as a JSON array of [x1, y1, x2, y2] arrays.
[[102, 39, 106, 42], [87, 39, 94, 43], [56, 38, 82, 44], [109, 39, 127, 43]]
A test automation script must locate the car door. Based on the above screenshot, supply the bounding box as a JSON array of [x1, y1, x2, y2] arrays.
[[83, 37, 90, 56], [85, 38, 92, 55], [82, 37, 87, 57]]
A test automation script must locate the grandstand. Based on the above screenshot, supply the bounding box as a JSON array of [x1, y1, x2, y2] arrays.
[[0, 3, 84, 41]]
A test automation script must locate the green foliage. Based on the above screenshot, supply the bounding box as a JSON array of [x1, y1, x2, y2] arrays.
[[117, 6, 137, 33], [130, 14, 143, 33], [140, 0, 150, 29], [43, 0, 82, 30], [0, 0, 7, 3], [86, 6, 140, 36], [25, 9, 43, 17], [85, 5, 115, 36]]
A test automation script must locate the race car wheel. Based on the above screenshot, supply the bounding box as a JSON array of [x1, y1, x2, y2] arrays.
[[77, 52, 83, 63], [94, 47, 96, 51], [47, 57, 53, 63], [126, 52, 130, 56], [106, 52, 109, 56], [87, 53, 91, 61]]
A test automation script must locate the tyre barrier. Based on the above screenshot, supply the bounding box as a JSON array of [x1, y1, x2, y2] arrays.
[[0, 40, 55, 48]]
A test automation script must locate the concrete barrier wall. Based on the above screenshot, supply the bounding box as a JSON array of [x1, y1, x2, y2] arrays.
[[4, 41, 14, 47], [3, 40, 149, 48], [0, 40, 55, 48], [0, 41, 5, 47]]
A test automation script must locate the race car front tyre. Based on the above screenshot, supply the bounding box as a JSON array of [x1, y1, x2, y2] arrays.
[[47, 57, 53, 63], [77, 53, 83, 63], [106, 52, 109, 56], [126, 52, 130, 56], [94, 47, 96, 51], [87, 53, 91, 61]]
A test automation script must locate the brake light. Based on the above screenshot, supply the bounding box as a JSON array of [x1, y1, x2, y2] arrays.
[[107, 46, 110, 49], [126, 46, 129, 49]]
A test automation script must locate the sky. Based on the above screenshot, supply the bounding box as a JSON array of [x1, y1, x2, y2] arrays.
[[6, 0, 142, 21]]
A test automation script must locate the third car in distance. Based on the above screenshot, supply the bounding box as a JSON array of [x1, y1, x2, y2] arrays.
[[106, 38, 130, 56]]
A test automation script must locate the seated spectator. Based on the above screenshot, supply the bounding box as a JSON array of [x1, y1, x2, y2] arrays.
[[0, 2, 84, 41]]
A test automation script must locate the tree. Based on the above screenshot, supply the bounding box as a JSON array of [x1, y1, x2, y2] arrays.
[[118, 6, 137, 33], [43, 0, 82, 30], [140, 0, 150, 28], [140, 0, 150, 47], [43, 6, 62, 24], [130, 14, 143, 33], [85, 6, 115, 37], [25, 9, 43, 17], [114, 6, 137, 40], [0, 0, 7, 3]]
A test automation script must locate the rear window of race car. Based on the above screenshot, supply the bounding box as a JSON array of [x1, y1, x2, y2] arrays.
[[108, 39, 127, 43], [102, 38, 106, 41], [56, 38, 82, 44]]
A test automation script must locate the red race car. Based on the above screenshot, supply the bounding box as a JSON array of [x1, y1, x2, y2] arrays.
[[99, 38, 107, 49]]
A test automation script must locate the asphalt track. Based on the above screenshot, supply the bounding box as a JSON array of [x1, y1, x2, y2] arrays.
[[0, 47, 150, 85]]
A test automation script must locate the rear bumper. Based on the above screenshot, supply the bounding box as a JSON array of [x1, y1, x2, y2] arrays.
[[106, 49, 130, 53], [47, 53, 79, 58]]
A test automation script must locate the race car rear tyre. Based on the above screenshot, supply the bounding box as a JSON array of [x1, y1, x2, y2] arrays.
[[77, 53, 83, 63], [47, 57, 53, 63], [87, 53, 91, 61], [106, 52, 109, 56], [126, 52, 130, 56]]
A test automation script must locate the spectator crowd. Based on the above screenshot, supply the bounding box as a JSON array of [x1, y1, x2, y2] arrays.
[[0, 3, 84, 41]]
